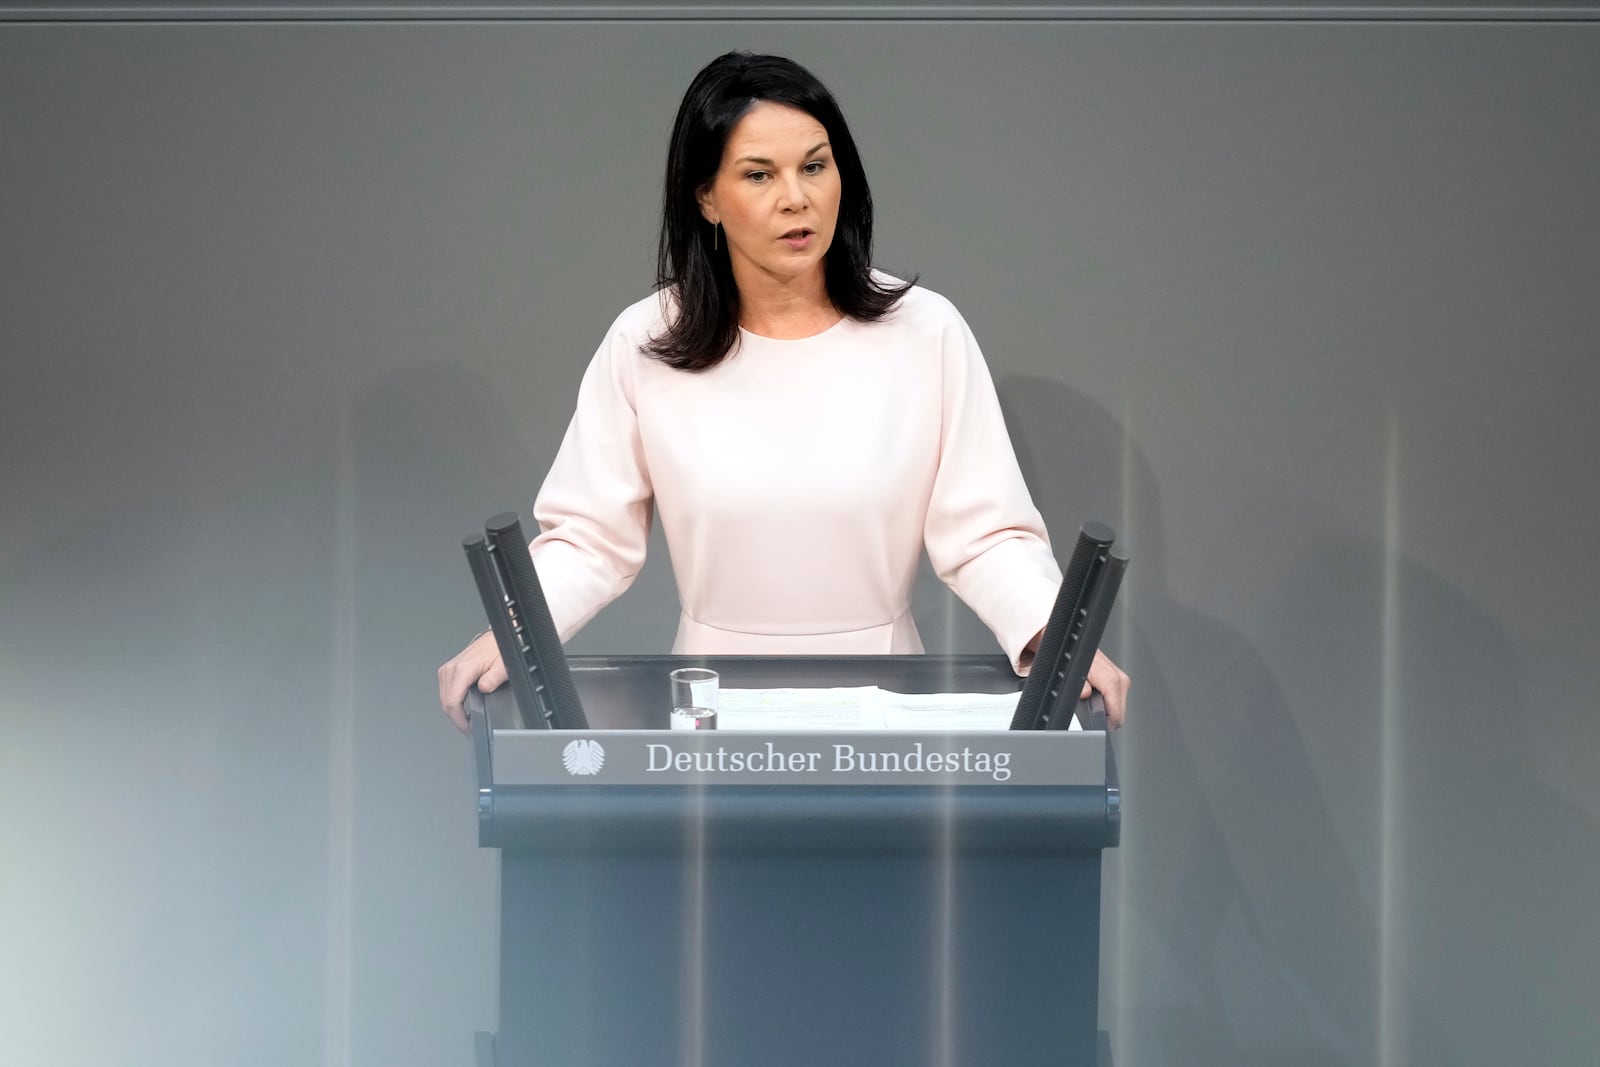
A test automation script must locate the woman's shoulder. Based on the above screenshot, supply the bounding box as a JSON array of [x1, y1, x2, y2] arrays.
[[605, 288, 677, 344], [869, 271, 967, 332]]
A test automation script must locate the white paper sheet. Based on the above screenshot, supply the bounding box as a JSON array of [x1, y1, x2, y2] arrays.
[[717, 686, 885, 730], [877, 690, 1021, 731], [716, 686, 1082, 732]]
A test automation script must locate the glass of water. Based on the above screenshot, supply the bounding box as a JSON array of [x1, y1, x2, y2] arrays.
[[669, 667, 718, 730]]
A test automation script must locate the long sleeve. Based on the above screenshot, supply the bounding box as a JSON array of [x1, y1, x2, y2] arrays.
[[528, 311, 655, 641], [921, 302, 1062, 674]]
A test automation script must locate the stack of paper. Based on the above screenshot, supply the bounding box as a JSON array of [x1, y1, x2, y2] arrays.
[[715, 687, 1083, 732]]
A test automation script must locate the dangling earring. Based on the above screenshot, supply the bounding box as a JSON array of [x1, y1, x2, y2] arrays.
[[712, 221, 719, 251]]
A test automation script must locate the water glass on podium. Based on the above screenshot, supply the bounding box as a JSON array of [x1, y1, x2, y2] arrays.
[[669, 667, 718, 730]]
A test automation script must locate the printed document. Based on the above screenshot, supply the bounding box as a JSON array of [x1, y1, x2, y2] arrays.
[[717, 687, 1083, 731]]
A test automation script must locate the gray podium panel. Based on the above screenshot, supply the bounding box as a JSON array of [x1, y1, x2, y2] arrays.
[[469, 655, 1119, 1066]]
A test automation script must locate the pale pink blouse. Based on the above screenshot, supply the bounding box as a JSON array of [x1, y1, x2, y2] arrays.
[[528, 282, 1062, 674]]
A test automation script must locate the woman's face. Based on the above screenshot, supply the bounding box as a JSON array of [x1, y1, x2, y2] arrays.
[[696, 101, 842, 291]]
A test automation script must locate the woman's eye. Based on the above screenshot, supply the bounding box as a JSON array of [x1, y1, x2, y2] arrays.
[[746, 171, 769, 183], [804, 161, 826, 175]]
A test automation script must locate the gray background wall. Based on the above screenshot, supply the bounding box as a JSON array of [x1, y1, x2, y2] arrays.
[[2, 4, 1597, 1066]]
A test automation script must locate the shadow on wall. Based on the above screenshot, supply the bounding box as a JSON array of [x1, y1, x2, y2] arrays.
[[990, 374, 1464, 1066], [1259, 536, 1600, 1067], [909, 371, 1133, 655]]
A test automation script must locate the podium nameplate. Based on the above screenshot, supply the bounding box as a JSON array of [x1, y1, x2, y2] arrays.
[[488, 728, 1105, 788]]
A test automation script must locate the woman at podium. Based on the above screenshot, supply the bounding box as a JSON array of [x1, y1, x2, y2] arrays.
[[439, 51, 1128, 731]]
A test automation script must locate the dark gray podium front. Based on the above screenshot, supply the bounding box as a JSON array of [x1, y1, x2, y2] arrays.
[[467, 655, 1118, 1067]]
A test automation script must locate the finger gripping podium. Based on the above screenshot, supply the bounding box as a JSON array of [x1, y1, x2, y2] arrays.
[[468, 655, 1119, 1067]]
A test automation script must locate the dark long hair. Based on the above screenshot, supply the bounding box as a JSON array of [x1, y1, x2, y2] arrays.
[[645, 52, 914, 371]]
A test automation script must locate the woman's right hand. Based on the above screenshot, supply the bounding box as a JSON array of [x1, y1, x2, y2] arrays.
[[437, 630, 507, 734]]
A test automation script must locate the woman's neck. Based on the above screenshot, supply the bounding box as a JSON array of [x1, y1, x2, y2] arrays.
[[732, 263, 841, 340]]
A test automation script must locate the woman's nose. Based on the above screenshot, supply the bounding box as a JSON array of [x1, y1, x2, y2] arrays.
[[776, 171, 807, 211]]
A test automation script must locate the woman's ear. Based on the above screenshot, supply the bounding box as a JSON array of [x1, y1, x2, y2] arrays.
[[696, 185, 718, 225]]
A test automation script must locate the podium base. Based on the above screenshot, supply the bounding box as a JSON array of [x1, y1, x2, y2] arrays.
[[492, 849, 1104, 1066], [476, 1028, 1111, 1065]]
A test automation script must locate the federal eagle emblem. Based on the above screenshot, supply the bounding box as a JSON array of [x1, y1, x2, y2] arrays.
[[562, 738, 605, 776]]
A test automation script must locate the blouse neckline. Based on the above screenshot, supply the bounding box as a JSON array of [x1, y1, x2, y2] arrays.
[[738, 314, 850, 344]]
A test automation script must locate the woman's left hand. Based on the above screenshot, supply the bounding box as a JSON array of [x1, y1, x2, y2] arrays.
[[1083, 649, 1129, 729]]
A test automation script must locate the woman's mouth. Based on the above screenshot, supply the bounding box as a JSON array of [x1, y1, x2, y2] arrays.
[[780, 228, 814, 250]]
